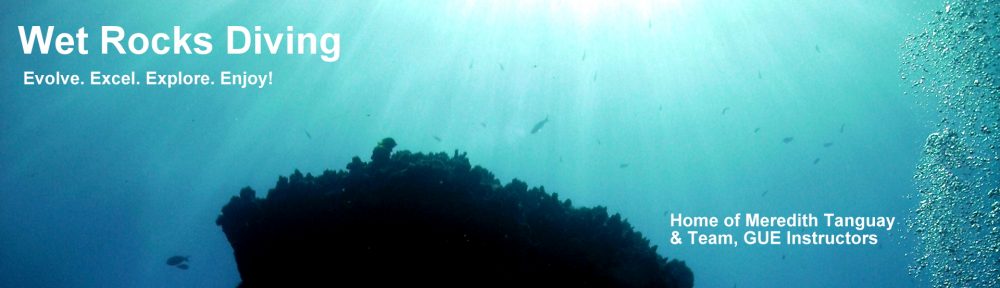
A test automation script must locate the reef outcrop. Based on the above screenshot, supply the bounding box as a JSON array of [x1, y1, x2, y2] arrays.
[[217, 138, 693, 287]]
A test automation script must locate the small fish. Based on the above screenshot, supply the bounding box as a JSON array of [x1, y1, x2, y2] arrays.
[[813, 158, 820, 164], [304, 130, 312, 139], [658, 105, 663, 111], [480, 122, 487, 128], [469, 60, 474, 69], [582, 51, 587, 61], [366, 113, 371, 117], [498, 63, 504, 71], [433, 136, 441, 142], [530, 116, 549, 134], [619, 163, 629, 168], [761, 190, 769, 197], [815, 45, 821, 53], [722, 107, 729, 115], [823, 142, 833, 147], [840, 123, 845, 133], [782, 137, 794, 143], [758, 70, 762, 79], [166, 256, 189, 266], [596, 139, 602, 145], [648, 19, 652, 29], [593, 72, 597, 82], [177, 264, 189, 270], [532, 64, 538, 68], [782, 254, 787, 260], [754, 127, 760, 133]]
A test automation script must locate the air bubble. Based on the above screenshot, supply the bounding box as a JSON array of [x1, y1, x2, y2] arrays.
[[905, 2, 1000, 285]]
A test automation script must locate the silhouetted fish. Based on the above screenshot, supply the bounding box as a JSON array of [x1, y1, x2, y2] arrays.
[[813, 158, 820, 164], [433, 136, 441, 142], [530, 116, 549, 134], [582, 51, 587, 61], [815, 45, 821, 53], [782, 137, 794, 143], [177, 264, 189, 270], [754, 127, 760, 133], [722, 107, 729, 115], [648, 19, 652, 29], [469, 60, 474, 69], [761, 190, 769, 197], [593, 72, 597, 82], [840, 123, 845, 133], [619, 163, 629, 168], [498, 63, 504, 71], [758, 70, 762, 79], [480, 122, 487, 128], [823, 142, 833, 147], [166, 256, 188, 266], [304, 130, 312, 139]]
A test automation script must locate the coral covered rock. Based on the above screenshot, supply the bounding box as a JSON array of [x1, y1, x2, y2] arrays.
[[217, 138, 693, 287]]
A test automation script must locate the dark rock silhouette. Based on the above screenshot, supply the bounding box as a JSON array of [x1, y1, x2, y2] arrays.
[[217, 138, 693, 287]]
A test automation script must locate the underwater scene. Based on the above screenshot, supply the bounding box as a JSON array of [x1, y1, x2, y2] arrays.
[[2, 0, 998, 287]]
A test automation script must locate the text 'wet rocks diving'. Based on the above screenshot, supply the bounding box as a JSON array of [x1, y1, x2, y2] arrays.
[[17, 25, 340, 63]]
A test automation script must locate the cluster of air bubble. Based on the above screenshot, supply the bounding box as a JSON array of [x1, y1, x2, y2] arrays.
[[901, 1, 1000, 287]]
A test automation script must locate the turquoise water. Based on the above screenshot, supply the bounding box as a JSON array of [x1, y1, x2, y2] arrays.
[[3, 1, 989, 287]]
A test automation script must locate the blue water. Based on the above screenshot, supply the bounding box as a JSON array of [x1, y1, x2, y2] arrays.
[[0, 1, 957, 287]]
